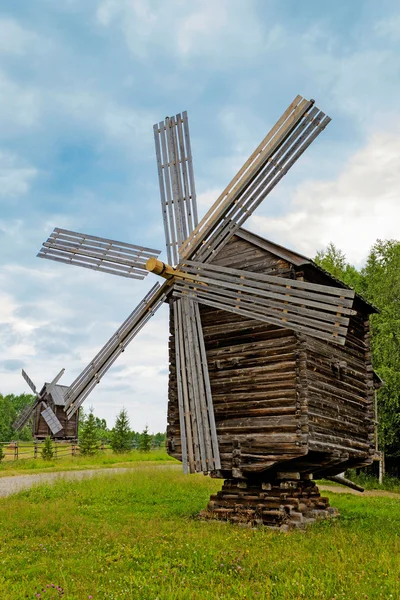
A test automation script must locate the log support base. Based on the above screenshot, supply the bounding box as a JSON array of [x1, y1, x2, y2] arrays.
[[200, 477, 339, 530]]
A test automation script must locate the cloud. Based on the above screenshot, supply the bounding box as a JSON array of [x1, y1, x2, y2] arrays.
[[250, 124, 400, 266], [96, 0, 264, 65], [0, 151, 38, 199], [0, 17, 39, 56], [375, 15, 400, 41]]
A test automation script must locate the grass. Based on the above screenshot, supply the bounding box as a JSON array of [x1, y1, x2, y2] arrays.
[[0, 465, 399, 600], [0, 448, 175, 477], [344, 470, 400, 494]]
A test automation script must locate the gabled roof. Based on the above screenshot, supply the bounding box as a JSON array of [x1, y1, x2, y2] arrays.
[[236, 228, 378, 314], [40, 383, 69, 406]]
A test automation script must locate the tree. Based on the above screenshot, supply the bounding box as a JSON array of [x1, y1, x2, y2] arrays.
[[110, 408, 131, 453], [138, 426, 152, 453], [361, 240, 400, 459], [79, 409, 100, 456], [41, 437, 54, 461], [0, 444, 4, 462], [0, 393, 35, 442], [315, 242, 365, 292]]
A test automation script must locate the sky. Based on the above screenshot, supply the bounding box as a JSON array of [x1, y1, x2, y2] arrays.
[[0, 0, 399, 433]]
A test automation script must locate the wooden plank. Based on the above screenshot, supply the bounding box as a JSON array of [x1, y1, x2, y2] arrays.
[[154, 122, 172, 264], [179, 95, 310, 259], [174, 290, 347, 345], [173, 301, 189, 473], [52, 228, 160, 254]]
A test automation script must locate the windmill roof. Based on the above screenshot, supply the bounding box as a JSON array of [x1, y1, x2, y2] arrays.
[[236, 228, 378, 314], [41, 383, 69, 406]]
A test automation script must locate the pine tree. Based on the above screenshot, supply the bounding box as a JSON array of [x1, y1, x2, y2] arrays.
[[79, 410, 100, 456], [138, 425, 152, 453], [41, 436, 54, 461], [111, 408, 132, 453]]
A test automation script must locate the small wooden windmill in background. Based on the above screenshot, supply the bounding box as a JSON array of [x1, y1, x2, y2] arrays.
[[18, 96, 378, 528]]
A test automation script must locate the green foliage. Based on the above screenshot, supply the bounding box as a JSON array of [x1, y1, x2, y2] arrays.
[[315, 242, 365, 292], [0, 467, 399, 599], [0, 393, 35, 442], [41, 437, 54, 461], [79, 410, 100, 456], [0, 445, 4, 463], [110, 408, 132, 453], [361, 240, 400, 457], [138, 425, 152, 452]]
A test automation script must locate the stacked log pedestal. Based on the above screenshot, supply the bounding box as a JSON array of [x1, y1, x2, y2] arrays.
[[200, 477, 339, 530]]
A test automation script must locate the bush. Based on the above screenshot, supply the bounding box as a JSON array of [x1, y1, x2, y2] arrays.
[[139, 426, 152, 453], [0, 444, 4, 462], [41, 437, 54, 461]]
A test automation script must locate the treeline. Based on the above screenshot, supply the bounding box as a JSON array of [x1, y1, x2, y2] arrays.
[[0, 397, 165, 451], [315, 239, 400, 468]]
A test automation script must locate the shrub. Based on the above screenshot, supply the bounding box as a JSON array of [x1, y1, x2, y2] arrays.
[[41, 437, 54, 461], [138, 426, 152, 453]]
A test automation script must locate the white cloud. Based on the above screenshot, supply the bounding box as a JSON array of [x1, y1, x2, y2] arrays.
[[250, 125, 400, 266], [96, 0, 264, 64], [0, 151, 38, 198], [0, 18, 39, 55], [375, 15, 400, 40]]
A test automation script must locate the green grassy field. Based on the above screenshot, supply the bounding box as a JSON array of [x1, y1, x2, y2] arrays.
[[1, 465, 399, 600], [0, 448, 174, 477]]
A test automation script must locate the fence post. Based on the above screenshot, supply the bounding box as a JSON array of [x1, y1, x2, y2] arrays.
[[14, 442, 18, 461], [54, 441, 58, 459], [34, 441, 38, 459], [101, 440, 105, 452]]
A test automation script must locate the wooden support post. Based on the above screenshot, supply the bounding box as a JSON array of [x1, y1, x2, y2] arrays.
[[34, 441, 38, 459], [14, 442, 18, 461]]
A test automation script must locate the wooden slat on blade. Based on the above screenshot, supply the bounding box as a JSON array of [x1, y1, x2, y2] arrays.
[[174, 283, 349, 336], [53, 228, 160, 255], [174, 290, 347, 345], [193, 109, 331, 263], [42, 241, 148, 270], [38, 251, 146, 280], [179, 96, 312, 261], [154, 112, 198, 266]]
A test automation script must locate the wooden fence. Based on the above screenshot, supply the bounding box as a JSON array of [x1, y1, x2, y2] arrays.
[[0, 440, 110, 462]]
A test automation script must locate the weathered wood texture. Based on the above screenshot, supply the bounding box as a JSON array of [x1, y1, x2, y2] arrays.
[[33, 400, 79, 439], [167, 232, 375, 479]]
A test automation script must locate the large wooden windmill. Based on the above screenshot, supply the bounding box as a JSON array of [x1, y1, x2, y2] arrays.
[[19, 96, 377, 527]]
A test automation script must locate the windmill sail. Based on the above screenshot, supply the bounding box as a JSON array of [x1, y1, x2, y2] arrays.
[[173, 261, 355, 345], [41, 406, 63, 435], [179, 96, 330, 263], [154, 114, 220, 474], [38, 228, 161, 280], [154, 112, 198, 265], [13, 401, 38, 431]]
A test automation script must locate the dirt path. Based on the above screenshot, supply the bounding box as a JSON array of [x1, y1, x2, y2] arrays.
[[0, 468, 398, 499], [0, 465, 179, 498], [319, 484, 400, 499]]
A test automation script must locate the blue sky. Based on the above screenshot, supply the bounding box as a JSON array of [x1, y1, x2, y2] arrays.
[[1, 0, 399, 432]]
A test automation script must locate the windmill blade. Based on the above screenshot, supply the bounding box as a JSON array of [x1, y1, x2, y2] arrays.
[[179, 96, 330, 263], [38, 228, 161, 280], [44, 368, 65, 396], [173, 297, 220, 474], [22, 369, 37, 395], [14, 368, 66, 432], [64, 282, 170, 418], [41, 405, 63, 435], [13, 400, 39, 431], [173, 261, 356, 345], [154, 112, 198, 265]]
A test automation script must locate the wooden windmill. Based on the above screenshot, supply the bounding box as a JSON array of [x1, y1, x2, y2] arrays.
[[22, 95, 377, 527]]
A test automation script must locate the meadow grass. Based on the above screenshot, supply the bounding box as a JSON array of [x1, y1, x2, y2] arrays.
[[0, 465, 399, 600], [0, 448, 174, 477]]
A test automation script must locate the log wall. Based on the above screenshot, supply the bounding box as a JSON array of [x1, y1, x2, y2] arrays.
[[166, 233, 375, 478]]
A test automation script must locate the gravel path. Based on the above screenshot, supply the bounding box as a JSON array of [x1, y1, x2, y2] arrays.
[[0, 468, 398, 499], [0, 466, 179, 498]]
